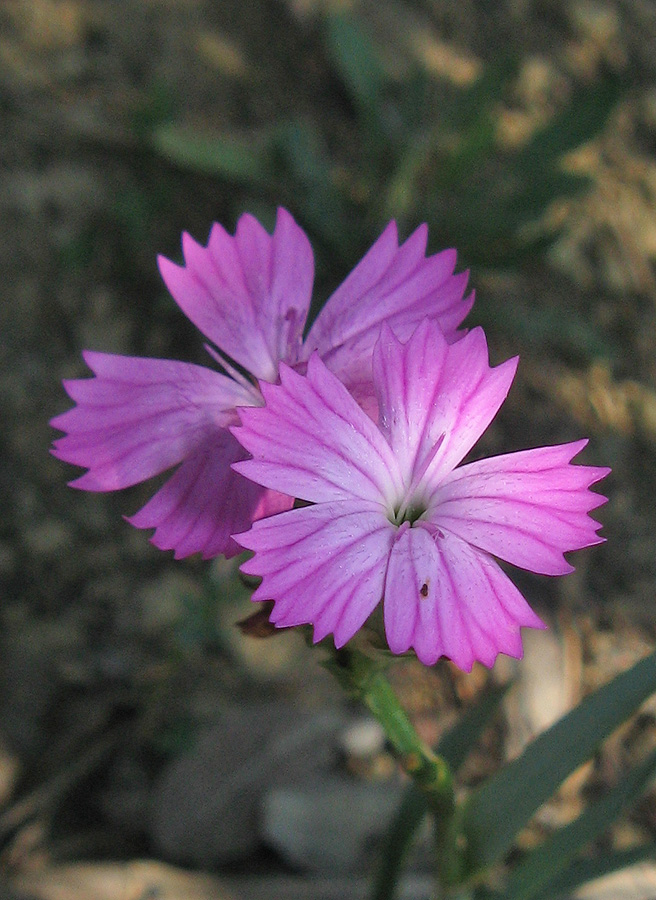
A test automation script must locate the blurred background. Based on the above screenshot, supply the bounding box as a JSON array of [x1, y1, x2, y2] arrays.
[[3, 0, 656, 897]]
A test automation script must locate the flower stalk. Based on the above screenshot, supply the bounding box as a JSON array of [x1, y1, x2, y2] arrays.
[[330, 646, 463, 888]]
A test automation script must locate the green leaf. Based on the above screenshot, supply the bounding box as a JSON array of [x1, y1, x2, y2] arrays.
[[473, 295, 617, 361], [272, 121, 351, 258], [439, 683, 510, 775], [442, 54, 520, 133], [383, 130, 436, 221], [370, 783, 425, 900], [461, 650, 656, 876], [420, 68, 624, 266], [131, 79, 177, 141], [473, 889, 505, 900], [371, 684, 508, 900], [534, 846, 656, 899], [324, 11, 386, 119], [152, 124, 272, 183], [518, 70, 624, 165], [506, 748, 656, 900], [430, 53, 519, 188]]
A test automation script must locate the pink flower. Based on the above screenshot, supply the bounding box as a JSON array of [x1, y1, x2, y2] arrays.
[[232, 319, 609, 670], [50, 209, 472, 559]]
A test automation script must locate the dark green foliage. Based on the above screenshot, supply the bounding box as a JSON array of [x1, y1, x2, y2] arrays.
[[150, 9, 624, 279], [461, 650, 656, 877]]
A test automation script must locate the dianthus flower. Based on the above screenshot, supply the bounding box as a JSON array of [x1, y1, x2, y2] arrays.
[[232, 319, 609, 670], [50, 209, 472, 558]]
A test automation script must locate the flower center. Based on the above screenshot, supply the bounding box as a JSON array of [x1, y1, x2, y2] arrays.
[[390, 500, 427, 527], [388, 431, 445, 528]]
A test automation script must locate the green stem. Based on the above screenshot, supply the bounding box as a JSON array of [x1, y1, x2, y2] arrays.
[[329, 647, 462, 887]]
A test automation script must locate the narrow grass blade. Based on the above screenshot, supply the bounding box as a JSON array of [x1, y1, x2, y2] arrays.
[[534, 846, 656, 899], [370, 784, 426, 900], [152, 124, 271, 182], [461, 650, 656, 875], [506, 748, 656, 900], [324, 11, 385, 119]]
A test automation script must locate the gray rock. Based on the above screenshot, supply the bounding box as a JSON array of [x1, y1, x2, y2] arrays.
[[338, 718, 386, 760], [150, 703, 343, 866], [224, 874, 435, 900], [575, 862, 656, 900], [261, 777, 405, 874]]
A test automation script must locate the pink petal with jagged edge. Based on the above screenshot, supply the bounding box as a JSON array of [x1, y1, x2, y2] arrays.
[[128, 431, 292, 559], [50, 352, 255, 490], [158, 208, 314, 382], [304, 223, 473, 392], [374, 321, 519, 493], [233, 355, 403, 506], [236, 501, 395, 646], [384, 527, 545, 670], [373, 318, 450, 476], [426, 441, 610, 576]]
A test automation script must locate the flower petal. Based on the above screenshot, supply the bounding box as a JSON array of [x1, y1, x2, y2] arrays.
[[128, 431, 292, 559], [50, 352, 251, 490], [427, 440, 610, 575], [232, 355, 403, 506], [158, 208, 314, 382], [373, 320, 518, 489], [236, 501, 395, 647], [304, 222, 472, 392], [384, 527, 545, 670]]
